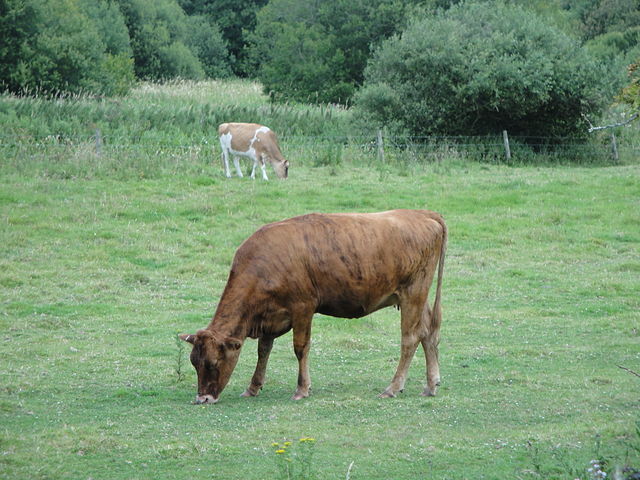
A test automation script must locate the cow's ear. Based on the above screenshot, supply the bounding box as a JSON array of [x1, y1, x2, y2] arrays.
[[179, 334, 195, 344], [224, 337, 242, 351]]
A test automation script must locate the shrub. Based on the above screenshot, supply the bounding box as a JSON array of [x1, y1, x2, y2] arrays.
[[249, 0, 410, 104], [0, 0, 135, 96], [355, 1, 608, 138]]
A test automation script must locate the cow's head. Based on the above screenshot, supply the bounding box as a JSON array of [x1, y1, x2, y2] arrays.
[[179, 330, 242, 404], [274, 159, 289, 179]]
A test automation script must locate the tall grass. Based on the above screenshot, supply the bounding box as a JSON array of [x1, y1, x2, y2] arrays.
[[0, 79, 350, 144], [1, 78, 639, 181]]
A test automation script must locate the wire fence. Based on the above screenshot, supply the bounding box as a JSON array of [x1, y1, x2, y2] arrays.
[[1, 129, 638, 168]]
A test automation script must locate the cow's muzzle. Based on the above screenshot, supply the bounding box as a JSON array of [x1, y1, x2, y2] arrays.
[[194, 394, 218, 405]]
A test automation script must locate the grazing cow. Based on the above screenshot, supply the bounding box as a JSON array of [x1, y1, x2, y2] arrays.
[[218, 122, 289, 180], [180, 209, 447, 404]]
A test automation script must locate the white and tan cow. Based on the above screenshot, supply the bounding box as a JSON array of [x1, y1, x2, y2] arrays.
[[218, 123, 289, 180]]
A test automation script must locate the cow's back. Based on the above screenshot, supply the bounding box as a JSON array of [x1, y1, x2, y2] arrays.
[[230, 210, 445, 318], [219, 123, 266, 152]]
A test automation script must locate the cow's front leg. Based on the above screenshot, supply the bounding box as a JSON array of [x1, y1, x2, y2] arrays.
[[259, 158, 269, 180], [241, 336, 274, 397], [221, 149, 232, 178], [292, 321, 312, 400], [233, 156, 244, 177]]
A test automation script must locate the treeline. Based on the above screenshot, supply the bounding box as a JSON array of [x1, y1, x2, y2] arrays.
[[1, 0, 638, 138]]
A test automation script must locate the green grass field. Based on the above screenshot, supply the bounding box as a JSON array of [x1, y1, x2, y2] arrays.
[[1, 81, 639, 479]]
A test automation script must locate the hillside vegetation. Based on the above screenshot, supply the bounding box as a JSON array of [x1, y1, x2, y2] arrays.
[[2, 0, 639, 139]]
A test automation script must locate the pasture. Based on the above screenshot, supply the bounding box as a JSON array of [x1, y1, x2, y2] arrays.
[[1, 82, 639, 479]]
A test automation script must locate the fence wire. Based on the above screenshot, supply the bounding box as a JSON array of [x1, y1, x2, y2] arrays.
[[0, 131, 637, 164]]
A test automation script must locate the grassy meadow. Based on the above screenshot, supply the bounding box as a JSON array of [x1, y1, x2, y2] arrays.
[[1, 81, 639, 480]]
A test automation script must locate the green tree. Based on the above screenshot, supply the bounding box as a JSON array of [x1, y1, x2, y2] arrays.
[[79, 0, 136, 95], [185, 15, 232, 78], [178, 0, 268, 77], [355, 1, 607, 138], [116, 0, 209, 80], [249, 0, 411, 104], [79, 0, 132, 56], [0, 0, 135, 95], [571, 0, 640, 41], [619, 58, 640, 112]]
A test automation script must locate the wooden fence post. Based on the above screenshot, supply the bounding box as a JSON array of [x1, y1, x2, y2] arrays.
[[611, 133, 619, 162], [502, 130, 511, 161], [377, 129, 385, 163]]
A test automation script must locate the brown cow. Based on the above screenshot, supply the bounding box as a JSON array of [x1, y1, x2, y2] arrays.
[[180, 209, 447, 404], [218, 122, 289, 180]]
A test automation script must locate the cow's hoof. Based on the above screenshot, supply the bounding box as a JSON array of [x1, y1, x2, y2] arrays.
[[379, 390, 396, 399], [292, 391, 309, 401], [240, 389, 259, 398], [421, 383, 440, 397]]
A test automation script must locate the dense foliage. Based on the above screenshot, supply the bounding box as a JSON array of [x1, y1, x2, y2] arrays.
[[113, 0, 233, 80], [0, 0, 135, 95], [248, 0, 412, 104], [1, 0, 638, 136], [178, 0, 268, 77], [355, 2, 608, 137], [619, 58, 640, 113], [0, 0, 231, 95]]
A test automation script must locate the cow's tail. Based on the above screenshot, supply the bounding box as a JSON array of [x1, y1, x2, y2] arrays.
[[431, 215, 447, 330]]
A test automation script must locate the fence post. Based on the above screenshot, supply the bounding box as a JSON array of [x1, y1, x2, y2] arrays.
[[377, 129, 385, 163], [611, 133, 619, 162], [95, 128, 102, 156], [502, 130, 511, 161]]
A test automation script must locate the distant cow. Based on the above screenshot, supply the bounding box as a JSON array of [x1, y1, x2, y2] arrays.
[[218, 122, 289, 180], [180, 209, 447, 404]]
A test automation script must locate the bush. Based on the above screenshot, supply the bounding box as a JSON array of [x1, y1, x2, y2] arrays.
[[0, 0, 136, 96], [355, 1, 608, 138], [185, 15, 232, 79], [117, 0, 221, 81], [249, 0, 410, 104]]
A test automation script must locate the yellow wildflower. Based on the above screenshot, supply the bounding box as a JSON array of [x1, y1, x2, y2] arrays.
[[271, 443, 279, 447], [284, 441, 292, 446], [275, 449, 286, 455]]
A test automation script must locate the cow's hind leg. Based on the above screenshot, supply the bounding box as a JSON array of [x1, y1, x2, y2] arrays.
[[420, 306, 441, 397], [381, 299, 424, 398], [241, 336, 274, 397], [291, 310, 314, 400]]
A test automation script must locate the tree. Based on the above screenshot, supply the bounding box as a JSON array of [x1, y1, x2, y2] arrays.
[[185, 15, 232, 78], [178, 0, 268, 77], [571, 0, 640, 41], [355, 1, 607, 138], [248, 0, 411, 104], [116, 0, 216, 80], [0, 0, 135, 95], [619, 57, 640, 113]]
